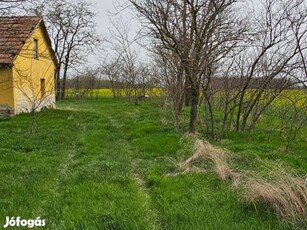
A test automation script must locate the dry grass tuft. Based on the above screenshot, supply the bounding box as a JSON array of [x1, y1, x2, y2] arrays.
[[178, 139, 240, 182], [175, 138, 241, 183], [242, 168, 307, 219], [172, 137, 307, 220]]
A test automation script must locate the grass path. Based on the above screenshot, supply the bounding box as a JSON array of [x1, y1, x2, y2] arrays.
[[0, 99, 298, 229]]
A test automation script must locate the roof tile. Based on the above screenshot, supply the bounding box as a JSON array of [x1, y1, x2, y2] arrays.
[[0, 16, 41, 64]]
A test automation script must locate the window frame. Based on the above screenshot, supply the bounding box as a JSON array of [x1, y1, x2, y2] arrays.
[[33, 39, 38, 60]]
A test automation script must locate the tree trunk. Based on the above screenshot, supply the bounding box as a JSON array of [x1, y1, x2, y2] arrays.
[[184, 80, 192, 106], [60, 73, 66, 100], [30, 109, 36, 134], [55, 67, 61, 101], [189, 84, 199, 133], [60, 59, 69, 100]]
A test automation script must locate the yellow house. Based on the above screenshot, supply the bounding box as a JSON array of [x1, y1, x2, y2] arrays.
[[0, 16, 57, 115]]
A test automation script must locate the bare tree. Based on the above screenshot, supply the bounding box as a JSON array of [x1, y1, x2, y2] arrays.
[[129, 0, 245, 132], [30, 0, 101, 100], [232, 0, 307, 131], [105, 18, 146, 104], [14, 71, 55, 133], [272, 91, 307, 152], [152, 47, 185, 128], [101, 58, 122, 99], [0, 0, 28, 15], [191, 0, 307, 140]]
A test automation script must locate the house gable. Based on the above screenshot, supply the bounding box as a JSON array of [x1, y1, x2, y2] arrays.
[[0, 16, 42, 65]]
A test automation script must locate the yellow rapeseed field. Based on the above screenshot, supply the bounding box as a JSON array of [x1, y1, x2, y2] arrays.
[[66, 88, 307, 109], [272, 89, 307, 108], [66, 88, 164, 98]]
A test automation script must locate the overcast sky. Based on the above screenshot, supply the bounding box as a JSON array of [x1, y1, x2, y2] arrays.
[[85, 0, 142, 66], [90, 0, 129, 37]]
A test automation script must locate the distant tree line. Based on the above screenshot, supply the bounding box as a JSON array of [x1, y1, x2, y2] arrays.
[[64, 64, 160, 103]]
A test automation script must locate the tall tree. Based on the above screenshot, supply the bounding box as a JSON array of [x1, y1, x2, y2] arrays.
[[32, 0, 101, 100], [129, 0, 244, 132]]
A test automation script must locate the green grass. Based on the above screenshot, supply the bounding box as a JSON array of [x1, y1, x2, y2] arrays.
[[0, 98, 302, 229], [217, 122, 307, 174]]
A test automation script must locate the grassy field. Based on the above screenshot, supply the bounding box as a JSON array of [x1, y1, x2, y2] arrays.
[[0, 98, 305, 229]]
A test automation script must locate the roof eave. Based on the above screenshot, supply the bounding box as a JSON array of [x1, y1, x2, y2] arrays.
[[0, 63, 13, 68], [39, 19, 59, 67]]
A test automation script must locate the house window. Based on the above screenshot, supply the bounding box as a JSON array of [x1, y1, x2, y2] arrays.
[[41, 78, 45, 98], [33, 39, 38, 59]]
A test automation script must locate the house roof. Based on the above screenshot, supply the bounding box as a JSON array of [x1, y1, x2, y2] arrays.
[[0, 16, 57, 66]]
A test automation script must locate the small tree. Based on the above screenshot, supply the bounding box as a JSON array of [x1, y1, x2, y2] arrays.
[[13, 67, 55, 133], [101, 58, 122, 99], [105, 18, 149, 104], [275, 92, 307, 152]]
